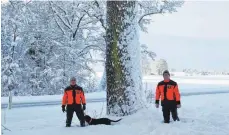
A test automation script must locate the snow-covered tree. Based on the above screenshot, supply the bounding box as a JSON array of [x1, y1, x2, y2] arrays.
[[106, 1, 143, 116], [1, 1, 105, 96], [171, 68, 176, 72], [141, 44, 156, 75], [156, 59, 168, 75], [106, 1, 183, 116], [138, 0, 184, 32], [47, 1, 104, 93], [1, 1, 27, 96]]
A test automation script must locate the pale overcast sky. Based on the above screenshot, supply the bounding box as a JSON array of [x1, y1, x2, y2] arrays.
[[140, 1, 229, 71]]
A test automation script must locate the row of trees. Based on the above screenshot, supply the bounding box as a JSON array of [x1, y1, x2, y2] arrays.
[[142, 58, 169, 75], [182, 69, 229, 75]]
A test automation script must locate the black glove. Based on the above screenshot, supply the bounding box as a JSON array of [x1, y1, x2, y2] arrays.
[[62, 105, 66, 113], [82, 104, 86, 110]]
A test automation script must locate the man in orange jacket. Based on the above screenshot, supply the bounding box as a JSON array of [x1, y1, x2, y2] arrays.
[[155, 70, 181, 123], [62, 77, 86, 127]]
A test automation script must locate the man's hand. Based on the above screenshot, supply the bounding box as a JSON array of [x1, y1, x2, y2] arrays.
[[155, 104, 159, 108], [177, 104, 181, 108], [62, 105, 66, 113], [83, 104, 86, 110]]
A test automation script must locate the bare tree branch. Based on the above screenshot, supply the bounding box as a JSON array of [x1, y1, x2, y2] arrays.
[[13, 25, 17, 42], [82, 0, 107, 30], [89, 51, 93, 59], [77, 45, 104, 57], [25, 0, 32, 6], [94, 0, 107, 30], [49, 2, 65, 35], [53, 2, 72, 27], [138, 8, 163, 24], [2, 125, 11, 131], [71, 14, 75, 25], [98, 17, 106, 30], [53, 2, 67, 15], [73, 14, 85, 39], [9, 1, 15, 8], [56, 14, 72, 31], [94, 0, 100, 7], [49, 3, 72, 31], [80, 19, 96, 27]]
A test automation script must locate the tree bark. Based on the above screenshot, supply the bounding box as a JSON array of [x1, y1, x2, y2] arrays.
[[106, 1, 143, 116]]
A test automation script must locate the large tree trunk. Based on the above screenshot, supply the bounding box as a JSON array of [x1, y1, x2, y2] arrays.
[[106, 1, 144, 116]]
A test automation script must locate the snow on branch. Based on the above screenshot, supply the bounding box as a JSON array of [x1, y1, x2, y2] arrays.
[[73, 14, 85, 39], [138, 8, 163, 24], [1, 125, 11, 131], [77, 45, 104, 57], [49, 2, 65, 35], [138, 0, 184, 32]]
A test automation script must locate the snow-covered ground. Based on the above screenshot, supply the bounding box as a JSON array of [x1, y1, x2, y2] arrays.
[[142, 75, 229, 94], [2, 93, 229, 135], [143, 75, 229, 85], [1, 76, 229, 134]]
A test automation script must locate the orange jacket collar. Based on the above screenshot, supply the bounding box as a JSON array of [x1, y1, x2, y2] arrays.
[[163, 79, 170, 82]]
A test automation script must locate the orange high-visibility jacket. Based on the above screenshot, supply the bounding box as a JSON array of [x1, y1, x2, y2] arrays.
[[155, 80, 181, 105], [62, 85, 86, 105]]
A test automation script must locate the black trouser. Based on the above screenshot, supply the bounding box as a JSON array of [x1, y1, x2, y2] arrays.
[[66, 104, 85, 126], [161, 101, 179, 123]]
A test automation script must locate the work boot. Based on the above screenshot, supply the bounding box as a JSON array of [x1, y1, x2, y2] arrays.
[[66, 123, 71, 127], [80, 121, 85, 127], [177, 117, 180, 121], [173, 116, 180, 121]]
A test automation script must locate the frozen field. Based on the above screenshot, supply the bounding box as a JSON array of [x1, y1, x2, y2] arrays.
[[1, 93, 229, 135], [143, 75, 229, 93]]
